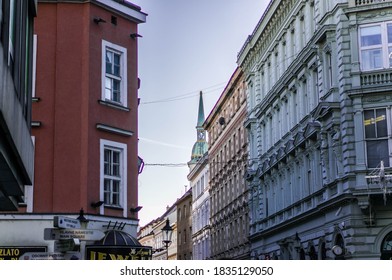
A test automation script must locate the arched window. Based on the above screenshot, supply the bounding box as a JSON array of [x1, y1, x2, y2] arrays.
[[319, 242, 327, 260], [381, 231, 392, 260], [308, 246, 317, 260], [335, 234, 344, 248], [333, 234, 345, 259], [299, 248, 306, 260]]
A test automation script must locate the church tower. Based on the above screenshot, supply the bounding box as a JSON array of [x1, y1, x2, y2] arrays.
[[188, 91, 208, 169]]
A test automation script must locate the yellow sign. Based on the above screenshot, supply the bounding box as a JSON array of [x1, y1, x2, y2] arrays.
[[0, 247, 46, 260], [86, 246, 152, 260], [364, 115, 386, 126]]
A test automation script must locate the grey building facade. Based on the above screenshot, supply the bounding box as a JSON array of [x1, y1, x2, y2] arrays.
[[238, 0, 392, 260], [0, 0, 36, 210]]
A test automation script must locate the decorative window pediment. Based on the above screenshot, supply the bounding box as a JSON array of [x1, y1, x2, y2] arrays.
[[285, 139, 295, 154], [294, 131, 305, 147]]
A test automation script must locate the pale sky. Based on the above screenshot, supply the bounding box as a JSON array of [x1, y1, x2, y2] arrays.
[[130, 0, 269, 227]]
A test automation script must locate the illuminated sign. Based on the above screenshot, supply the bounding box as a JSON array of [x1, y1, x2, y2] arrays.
[[85, 246, 152, 260], [0, 246, 46, 260]]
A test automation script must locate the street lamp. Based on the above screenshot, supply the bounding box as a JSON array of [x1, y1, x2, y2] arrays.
[[161, 219, 173, 260]]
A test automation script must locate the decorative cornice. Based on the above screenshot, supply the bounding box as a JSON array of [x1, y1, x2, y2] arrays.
[[238, 0, 298, 71]]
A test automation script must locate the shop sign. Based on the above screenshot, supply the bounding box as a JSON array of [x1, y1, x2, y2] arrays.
[[85, 246, 152, 260], [0, 246, 46, 260]]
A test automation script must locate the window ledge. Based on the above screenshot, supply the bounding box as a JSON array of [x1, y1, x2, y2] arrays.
[[104, 205, 124, 211], [98, 100, 130, 111]]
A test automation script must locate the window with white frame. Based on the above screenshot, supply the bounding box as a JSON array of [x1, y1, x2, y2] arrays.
[[249, 82, 255, 109], [102, 40, 127, 106], [364, 108, 390, 168], [104, 148, 121, 205], [359, 22, 392, 71], [100, 140, 127, 207]]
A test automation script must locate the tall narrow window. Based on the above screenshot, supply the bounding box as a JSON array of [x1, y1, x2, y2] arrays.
[[238, 127, 241, 148], [381, 231, 392, 260], [300, 12, 306, 49], [364, 108, 389, 168], [8, 0, 16, 67], [306, 155, 312, 196], [249, 82, 255, 109], [302, 80, 308, 117], [104, 148, 121, 206], [100, 140, 127, 211], [0, 0, 2, 38], [105, 49, 121, 102], [388, 23, 392, 67], [290, 28, 296, 59], [102, 40, 127, 106], [250, 131, 257, 160], [325, 51, 333, 90]]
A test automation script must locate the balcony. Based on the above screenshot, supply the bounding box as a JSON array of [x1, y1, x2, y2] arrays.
[[360, 69, 392, 88], [349, 0, 392, 7]]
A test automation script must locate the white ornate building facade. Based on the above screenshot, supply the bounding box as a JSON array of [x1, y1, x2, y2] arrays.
[[188, 154, 210, 260], [238, 0, 392, 260], [188, 92, 210, 260]]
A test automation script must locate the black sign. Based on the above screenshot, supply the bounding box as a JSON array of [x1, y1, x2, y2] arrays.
[[0, 246, 47, 260], [85, 246, 152, 260]]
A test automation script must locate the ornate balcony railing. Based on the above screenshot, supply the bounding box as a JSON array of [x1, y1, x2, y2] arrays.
[[360, 69, 392, 87], [350, 0, 392, 7]]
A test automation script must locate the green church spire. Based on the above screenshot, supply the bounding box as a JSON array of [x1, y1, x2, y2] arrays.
[[197, 91, 205, 128], [188, 91, 208, 167]]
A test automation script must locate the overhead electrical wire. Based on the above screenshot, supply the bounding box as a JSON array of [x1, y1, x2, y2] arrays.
[[138, 51, 310, 106], [141, 138, 379, 168], [139, 82, 227, 105], [139, 49, 380, 168], [139, 40, 323, 106], [142, 159, 260, 167]]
